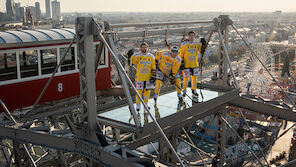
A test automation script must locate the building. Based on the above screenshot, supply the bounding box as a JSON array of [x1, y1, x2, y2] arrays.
[[0, 12, 10, 22], [45, 0, 51, 18], [288, 35, 296, 44], [273, 10, 282, 16], [19, 7, 26, 22], [26, 6, 36, 23], [14, 3, 21, 19], [35, 2, 41, 21], [51, 0, 61, 21], [6, 0, 16, 20]]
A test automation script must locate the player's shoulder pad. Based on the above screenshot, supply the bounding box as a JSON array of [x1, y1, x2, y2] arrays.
[[134, 52, 142, 56], [156, 50, 162, 55], [162, 51, 170, 56], [182, 41, 190, 46], [147, 53, 155, 58]]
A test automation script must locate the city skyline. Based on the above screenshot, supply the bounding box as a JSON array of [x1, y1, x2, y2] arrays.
[[1, 0, 60, 22], [1, 0, 296, 13]]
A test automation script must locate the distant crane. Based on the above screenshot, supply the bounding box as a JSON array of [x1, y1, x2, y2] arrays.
[[27, 7, 34, 27]]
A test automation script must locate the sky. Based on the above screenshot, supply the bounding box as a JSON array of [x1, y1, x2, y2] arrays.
[[1, 0, 296, 13]]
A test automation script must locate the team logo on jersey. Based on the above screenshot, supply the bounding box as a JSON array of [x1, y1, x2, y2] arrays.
[[140, 61, 150, 67], [187, 49, 197, 55], [165, 62, 173, 68]]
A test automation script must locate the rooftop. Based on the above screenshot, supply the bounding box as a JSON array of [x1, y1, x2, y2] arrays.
[[0, 28, 75, 44]]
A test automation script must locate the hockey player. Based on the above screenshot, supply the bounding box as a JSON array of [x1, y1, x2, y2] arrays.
[[179, 31, 205, 101], [153, 46, 182, 116], [131, 42, 156, 123]]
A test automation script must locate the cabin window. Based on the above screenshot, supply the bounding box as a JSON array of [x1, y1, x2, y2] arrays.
[[19, 50, 38, 78], [60, 47, 75, 72], [76, 44, 107, 69], [95, 44, 106, 66], [100, 47, 106, 65], [0, 52, 17, 81], [77, 44, 107, 69], [40, 48, 57, 75]]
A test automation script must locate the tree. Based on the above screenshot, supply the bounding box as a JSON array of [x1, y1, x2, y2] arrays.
[[281, 55, 291, 77]]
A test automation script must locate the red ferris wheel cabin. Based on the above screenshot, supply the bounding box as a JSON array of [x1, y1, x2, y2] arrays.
[[0, 28, 111, 111]]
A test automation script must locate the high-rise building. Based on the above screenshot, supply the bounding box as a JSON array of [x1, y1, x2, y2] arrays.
[[15, 2, 21, 18], [6, 0, 16, 20], [51, 0, 60, 21], [45, 0, 51, 18], [35, 2, 41, 21], [19, 7, 26, 22]]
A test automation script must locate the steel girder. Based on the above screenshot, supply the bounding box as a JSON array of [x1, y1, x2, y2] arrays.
[[0, 126, 149, 167], [113, 26, 214, 40], [108, 20, 213, 28], [97, 116, 137, 133], [229, 96, 296, 121]]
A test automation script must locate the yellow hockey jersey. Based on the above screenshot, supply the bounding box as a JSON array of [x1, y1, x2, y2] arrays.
[[155, 50, 181, 76], [132, 52, 156, 81], [179, 40, 202, 68]]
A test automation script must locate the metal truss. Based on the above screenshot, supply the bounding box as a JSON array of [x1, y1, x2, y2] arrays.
[[108, 20, 213, 28], [0, 126, 149, 167], [73, 17, 109, 152]]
